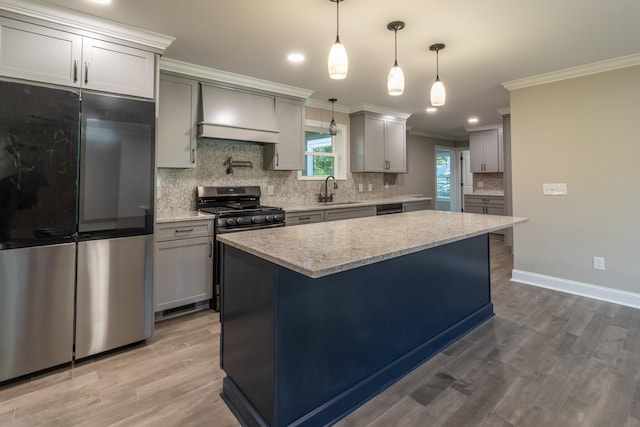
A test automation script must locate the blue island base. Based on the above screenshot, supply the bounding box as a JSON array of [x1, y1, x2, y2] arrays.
[[220, 234, 493, 427]]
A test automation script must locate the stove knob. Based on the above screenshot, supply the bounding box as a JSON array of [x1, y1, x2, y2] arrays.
[[273, 215, 281, 222], [226, 218, 235, 226], [251, 216, 259, 224], [236, 217, 244, 225], [265, 215, 272, 222]]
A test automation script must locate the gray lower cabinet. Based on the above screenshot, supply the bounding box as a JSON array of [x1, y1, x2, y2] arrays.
[[403, 200, 431, 212], [325, 205, 377, 222], [154, 220, 213, 314], [464, 195, 505, 234], [286, 210, 325, 226]]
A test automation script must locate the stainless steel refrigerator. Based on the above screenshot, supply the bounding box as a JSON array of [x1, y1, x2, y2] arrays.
[[0, 81, 154, 383]]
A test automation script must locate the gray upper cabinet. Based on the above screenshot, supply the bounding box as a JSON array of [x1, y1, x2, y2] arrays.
[[264, 97, 304, 170], [158, 74, 198, 168], [80, 37, 155, 98], [0, 17, 155, 99], [469, 129, 501, 173], [350, 111, 407, 173]]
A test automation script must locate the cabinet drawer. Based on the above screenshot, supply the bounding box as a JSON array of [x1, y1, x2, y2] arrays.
[[286, 210, 325, 225], [403, 200, 431, 212], [464, 195, 504, 207], [156, 220, 213, 241], [325, 205, 376, 222]]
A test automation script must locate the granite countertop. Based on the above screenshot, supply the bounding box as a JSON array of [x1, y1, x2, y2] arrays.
[[282, 195, 433, 213], [156, 210, 214, 223], [217, 210, 527, 278], [464, 191, 504, 196], [156, 195, 433, 223]]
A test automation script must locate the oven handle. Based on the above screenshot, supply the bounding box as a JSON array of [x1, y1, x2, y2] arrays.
[[216, 222, 286, 234]]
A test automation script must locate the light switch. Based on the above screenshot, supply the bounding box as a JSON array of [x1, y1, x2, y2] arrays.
[[368, 183, 373, 192], [543, 183, 568, 195], [267, 185, 274, 196], [358, 184, 363, 192]]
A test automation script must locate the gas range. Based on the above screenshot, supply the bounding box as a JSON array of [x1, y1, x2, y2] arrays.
[[196, 186, 286, 312], [196, 186, 286, 232]]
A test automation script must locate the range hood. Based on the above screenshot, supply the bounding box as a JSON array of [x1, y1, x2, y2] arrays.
[[198, 83, 279, 143]]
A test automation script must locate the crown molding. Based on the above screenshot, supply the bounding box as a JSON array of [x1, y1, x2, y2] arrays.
[[305, 98, 350, 114], [0, 0, 174, 51], [349, 103, 411, 120], [406, 129, 458, 141], [496, 107, 510, 116], [502, 53, 640, 91], [464, 123, 502, 132], [160, 58, 313, 99]]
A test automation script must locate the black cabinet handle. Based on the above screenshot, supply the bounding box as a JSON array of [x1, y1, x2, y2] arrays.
[[175, 228, 194, 233], [84, 62, 89, 84], [73, 60, 78, 83], [191, 148, 195, 164]]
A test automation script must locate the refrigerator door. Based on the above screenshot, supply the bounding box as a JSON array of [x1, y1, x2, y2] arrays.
[[75, 234, 153, 359], [0, 243, 75, 382], [0, 81, 79, 250], [78, 93, 155, 238]]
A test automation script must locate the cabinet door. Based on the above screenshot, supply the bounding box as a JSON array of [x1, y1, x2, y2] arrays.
[[469, 132, 485, 173], [81, 38, 155, 98], [325, 206, 376, 222], [285, 210, 325, 225], [385, 119, 406, 173], [403, 200, 430, 212], [155, 236, 213, 312], [265, 98, 304, 170], [482, 129, 500, 172], [0, 17, 82, 87], [158, 75, 197, 168], [364, 115, 386, 172], [464, 204, 485, 214]]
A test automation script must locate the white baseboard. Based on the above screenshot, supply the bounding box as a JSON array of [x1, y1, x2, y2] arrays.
[[511, 269, 640, 310]]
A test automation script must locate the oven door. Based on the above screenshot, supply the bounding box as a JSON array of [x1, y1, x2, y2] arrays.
[[212, 222, 285, 312]]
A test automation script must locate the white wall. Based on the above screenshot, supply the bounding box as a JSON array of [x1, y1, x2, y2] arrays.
[[511, 65, 640, 303]]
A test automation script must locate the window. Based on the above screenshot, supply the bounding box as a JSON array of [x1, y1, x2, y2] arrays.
[[436, 151, 451, 199], [298, 119, 346, 180]]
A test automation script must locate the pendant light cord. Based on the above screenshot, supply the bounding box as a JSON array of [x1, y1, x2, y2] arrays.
[[436, 49, 440, 80], [394, 28, 398, 67], [336, 0, 340, 43]]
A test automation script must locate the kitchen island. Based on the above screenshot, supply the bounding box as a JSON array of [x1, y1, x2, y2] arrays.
[[217, 210, 526, 427]]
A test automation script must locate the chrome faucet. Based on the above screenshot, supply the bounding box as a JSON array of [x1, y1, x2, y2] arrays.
[[318, 175, 338, 202]]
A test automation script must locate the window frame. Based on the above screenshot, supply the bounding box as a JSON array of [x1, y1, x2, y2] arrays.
[[297, 119, 347, 181]]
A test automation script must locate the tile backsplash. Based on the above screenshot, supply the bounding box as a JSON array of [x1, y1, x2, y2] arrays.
[[156, 139, 399, 215], [473, 173, 504, 193]]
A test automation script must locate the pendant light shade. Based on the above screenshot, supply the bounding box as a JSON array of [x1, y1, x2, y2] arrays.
[[329, 98, 338, 136], [429, 43, 446, 106], [328, 0, 348, 79], [387, 21, 405, 96]]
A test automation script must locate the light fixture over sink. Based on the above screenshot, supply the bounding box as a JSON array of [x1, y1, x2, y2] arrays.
[[387, 21, 405, 96], [328, 0, 348, 79], [329, 98, 338, 136], [429, 43, 446, 106]]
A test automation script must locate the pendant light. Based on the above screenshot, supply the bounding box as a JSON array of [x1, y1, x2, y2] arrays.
[[387, 21, 405, 96], [328, 0, 348, 79], [429, 43, 446, 106], [328, 98, 338, 136]]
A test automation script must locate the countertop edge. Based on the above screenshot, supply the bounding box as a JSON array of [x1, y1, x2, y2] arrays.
[[218, 215, 528, 278], [283, 196, 433, 214]]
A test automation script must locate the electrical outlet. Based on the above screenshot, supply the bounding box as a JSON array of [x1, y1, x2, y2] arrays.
[[267, 185, 274, 196], [477, 181, 484, 188], [368, 183, 373, 192], [358, 184, 363, 192], [593, 256, 605, 271], [543, 183, 568, 195]]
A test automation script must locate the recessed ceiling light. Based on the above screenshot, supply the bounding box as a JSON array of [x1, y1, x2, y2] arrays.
[[287, 53, 305, 63], [468, 117, 479, 123], [426, 107, 437, 113], [90, 0, 112, 4]]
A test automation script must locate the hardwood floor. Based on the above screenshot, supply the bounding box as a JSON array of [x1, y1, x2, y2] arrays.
[[2, 237, 639, 426]]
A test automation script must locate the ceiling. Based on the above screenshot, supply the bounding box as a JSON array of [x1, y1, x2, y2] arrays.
[[38, 0, 640, 139]]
